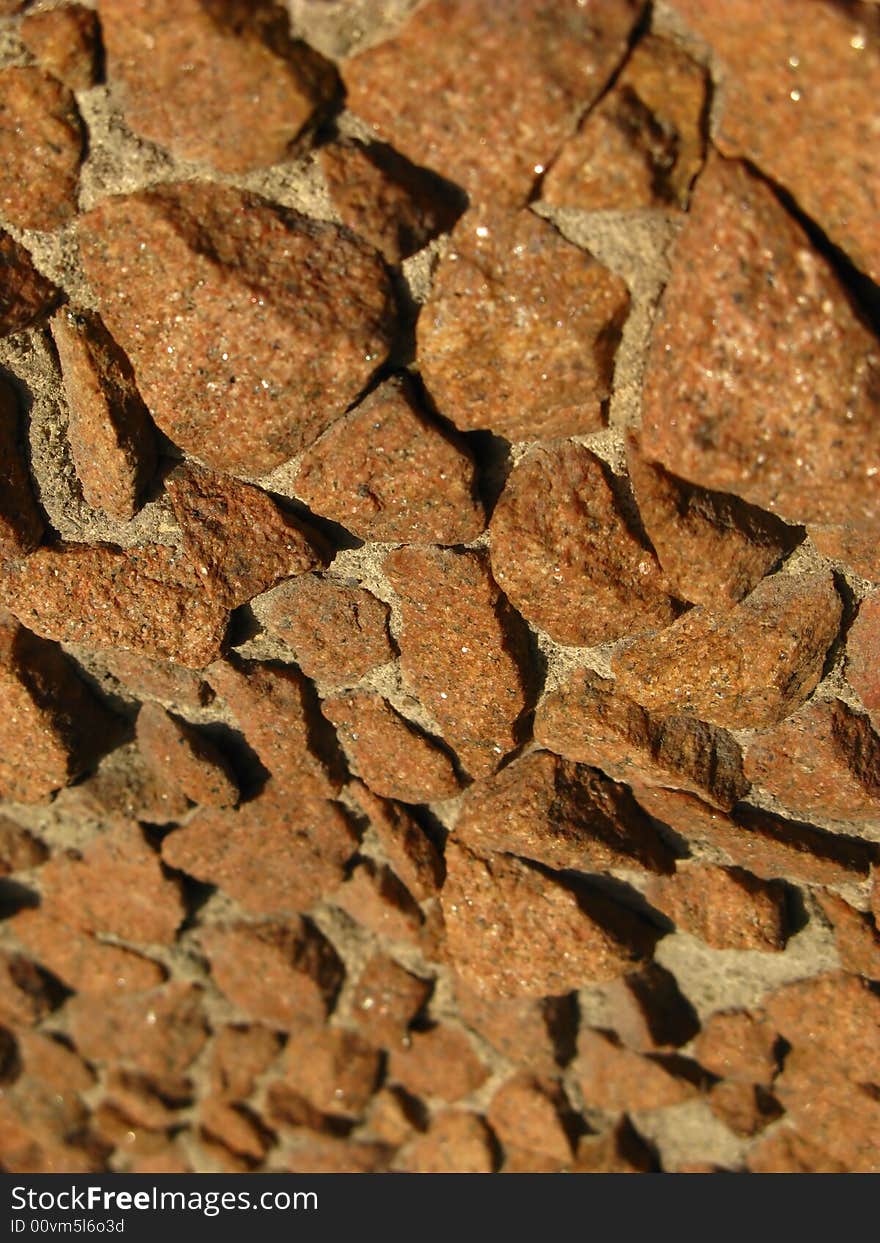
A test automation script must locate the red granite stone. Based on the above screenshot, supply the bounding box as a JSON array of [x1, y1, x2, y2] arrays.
[[100, 647, 215, 711], [645, 863, 788, 951], [20, 4, 100, 92], [809, 523, 880, 583], [0, 66, 82, 231], [395, 1110, 495, 1174], [136, 701, 238, 809], [331, 859, 426, 946], [12, 913, 166, 995], [0, 233, 59, 337], [389, 1023, 488, 1103], [209, 1025, 283, 1101], [815, 893, 880, 980], [693, 1010, 779, 1085], [575, 1029, 696, 1111], [763, 971, 880, 1083], [347, 781, 443, 902], [348, 952, 432, 1048], [847, 590, 880, 725], [487, 1074, 572, 1162], [267, 1026, 380, 1122]]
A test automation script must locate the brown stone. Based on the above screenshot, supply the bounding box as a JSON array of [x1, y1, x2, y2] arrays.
[[627, 434, 799, 608], [209, 1025, 283, 1101], [1, 543, 229, 669], [645, 863, 788, 951], [364, 1089, 418, 1147], [0, 379, 43, 557], [535, 668, 748, 810], [199, 919, 343, 1028], [51, 308, 157, 522], [810, 523, 880, 583], [668, 0, 880, 284], [641, 154, 880, 528], [816, 893, 880, 980], [575, 1028, 696, 1112], [0, 815, 47, 875], [331, 860, 426, 946], [418, 210, 630, 441], [454, 749, 674, 874], [599, 963, 700, 1052], [0, 617, 119, 802], [319, 140, 463, 263], [344, 0, 640, 206], [454, 983, 561, 1076], [611, 571, 841, 729], [16, 1030, 94, 1095], [259, 574, 393, 687], [0, 232, 59, 337], [634, 785, 877, 889], [348, 782, 443, 901], [0, 951, 58, 1028], [847, 590, 880, 723], [744, 697, 880, 822], [12, 912, 166, 995], [490, 442, 675, 644], [323, 691, 460, 804], [200, 1097, 269, 1163], [0, 67, 82, 231], [77, 182, 395, 475], [487, 1073, 571, 1161], [763, 971, 880, 1084], [100, 647, 214, 710], [773, 1047, 880, 1172], [441, 841, 656, 999], [296, 375, 483, 544], [136, 701, 238, 809], [396, 1110, 495, 1174], [348, 953, 432, 1048], [570, 1119, 656, 1173], [385, 546, 530, 777], [267, 1026, 380, 1122], [543, 34, 707, 212], [99, 0, 337, 173], [167, 464, 325, 609], [707, 1081, 780, 1138], [275, 1133, 392, 1174], [72, 743, 191, 825], [389, 1024, 487, 1103], [0, 1081, 105, 1174], [693, 1010, 779, 1085], [747, 1127, 848, 1174], [20, 5, 99, 92]]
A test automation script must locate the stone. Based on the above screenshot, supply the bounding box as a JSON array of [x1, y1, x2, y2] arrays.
[[667, 0, 880, 283], [0, 616, 119, 802], [633, 786, 877, 889], [490, 442, 675, 644], [323, 691, 460, 804], [396, 1110, 495, 1174], [454, 749, 674, 874], [16, 1031, 94, 1095], [77, 181, 395, 475], [454, 983, 561, 1076], [575, 1029, 696, 1112], [364, 1089, 419, 1147], [534, 668, 748, 811], [1, 543, 229, 669], [762, 971, 880, 1084], [136, 701, 238, 809], [570, 1119, 656, 1173], [199, 919, 343, 1028], [348, 953, 432, 1048], [101, 647, 215, 711], [747, 1127, 848, 1174], [209, 1025, 283, 1101], [0, 379, 44, 557], [816, 893, 880, 980], [693, 1010, 779, 1085], [295, 375, 484, 544], [344, 0, 640, 205], [51, 308, 157, 522], [542, 34, 707, 212], [99, 0, 338, 172], [348, 782, 443, 902], [0, 1081, 105, 1174], [389, 1024, 488, 1103], [72, 742, 191, 825], [645, 864, 788, 951], [385, 547, 531, 776], [0, 66, 82, 231], [319, 140, 463, 263], [267, 1026, 380, 1121], [162, 784, 357, 917], [67, 982, 209, 1085], [611, 571, 841, 729], [418, 209, 630, 441], [331, 860, 426, 946], [626, 434, 799, 609], [847, 590, 880, 723], [441, 841, 657, 999], [640, 154, 880, 529], [259, 575, 394, 687], [0, 232, 59, 337], [20, 5, 100, 92], [12, 913, 166, 995], [773, 1048, 880, 1172], [167, 464, 326, 609], [599, 963, 700, 1052], [744, 697, 880, 822], [199, 1097, 269, 1164], [0, 815, 47, 875], [0, 951, 58, 1028], [38, 821, 184, 944], [707, 1081, 780, 1138], [274, 1134, 392, 1174], [809, 523, 880, 583], [487, 1074, 571, 1161]]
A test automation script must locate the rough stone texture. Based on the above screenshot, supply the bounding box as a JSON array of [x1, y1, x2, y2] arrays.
[[847, 590, 880, 725], [167, 464, 325, 608], [71, 743, 191, 826], [385, 547, 531, 777], [344, 0, 640, 205], [763, 971, 880, 1084], [51, 309, 157, 522], [815, 893, 880, 980], [348, 781, 443, 902], [136, 701, 238, 809], [99, 0, 338, 173], [77, 182, 395, 475], [99, 648, 215, 711], [441, 841, 656, 999], [20, 5, 100, 93], [641, 155, 880, 530], [0, 67, 82, 231], [267, 1026, 380, 1122], [12, 913, 166, 996], [707, 1081, 781, 1139], [543, 34, 707, 212], [611, 572, 842, 729], [418, 209, 630, 441], [396, 1111, 494, 1174], [0, 233, 59, 337], [388, 1024, 487, 1103], [667, 0, 880, 284], [810, 522, 880, 583], [645, 864, 789, 951], [535, 668, 748, 810], [771, 1049, 880, 1173], [331, 859, 428, 948], [258, 575, 394, 687], [486, 1074, 571, 1162], [575, 1029, 696, 1111], [454, 749, 674, 874], [0, 380, 44, 558], [744, 698, 880, 822], [0, 543, 229, 669], [626, 434, 799, 608], [323, 691, 459, 804], [295, 376, 483, 544], [694, 1011, 779, 1086], [349, 953, 432, 1048], [490, 442, 675, 645], [453, 984, 561, 1076], [319, 140, 463, 264]]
